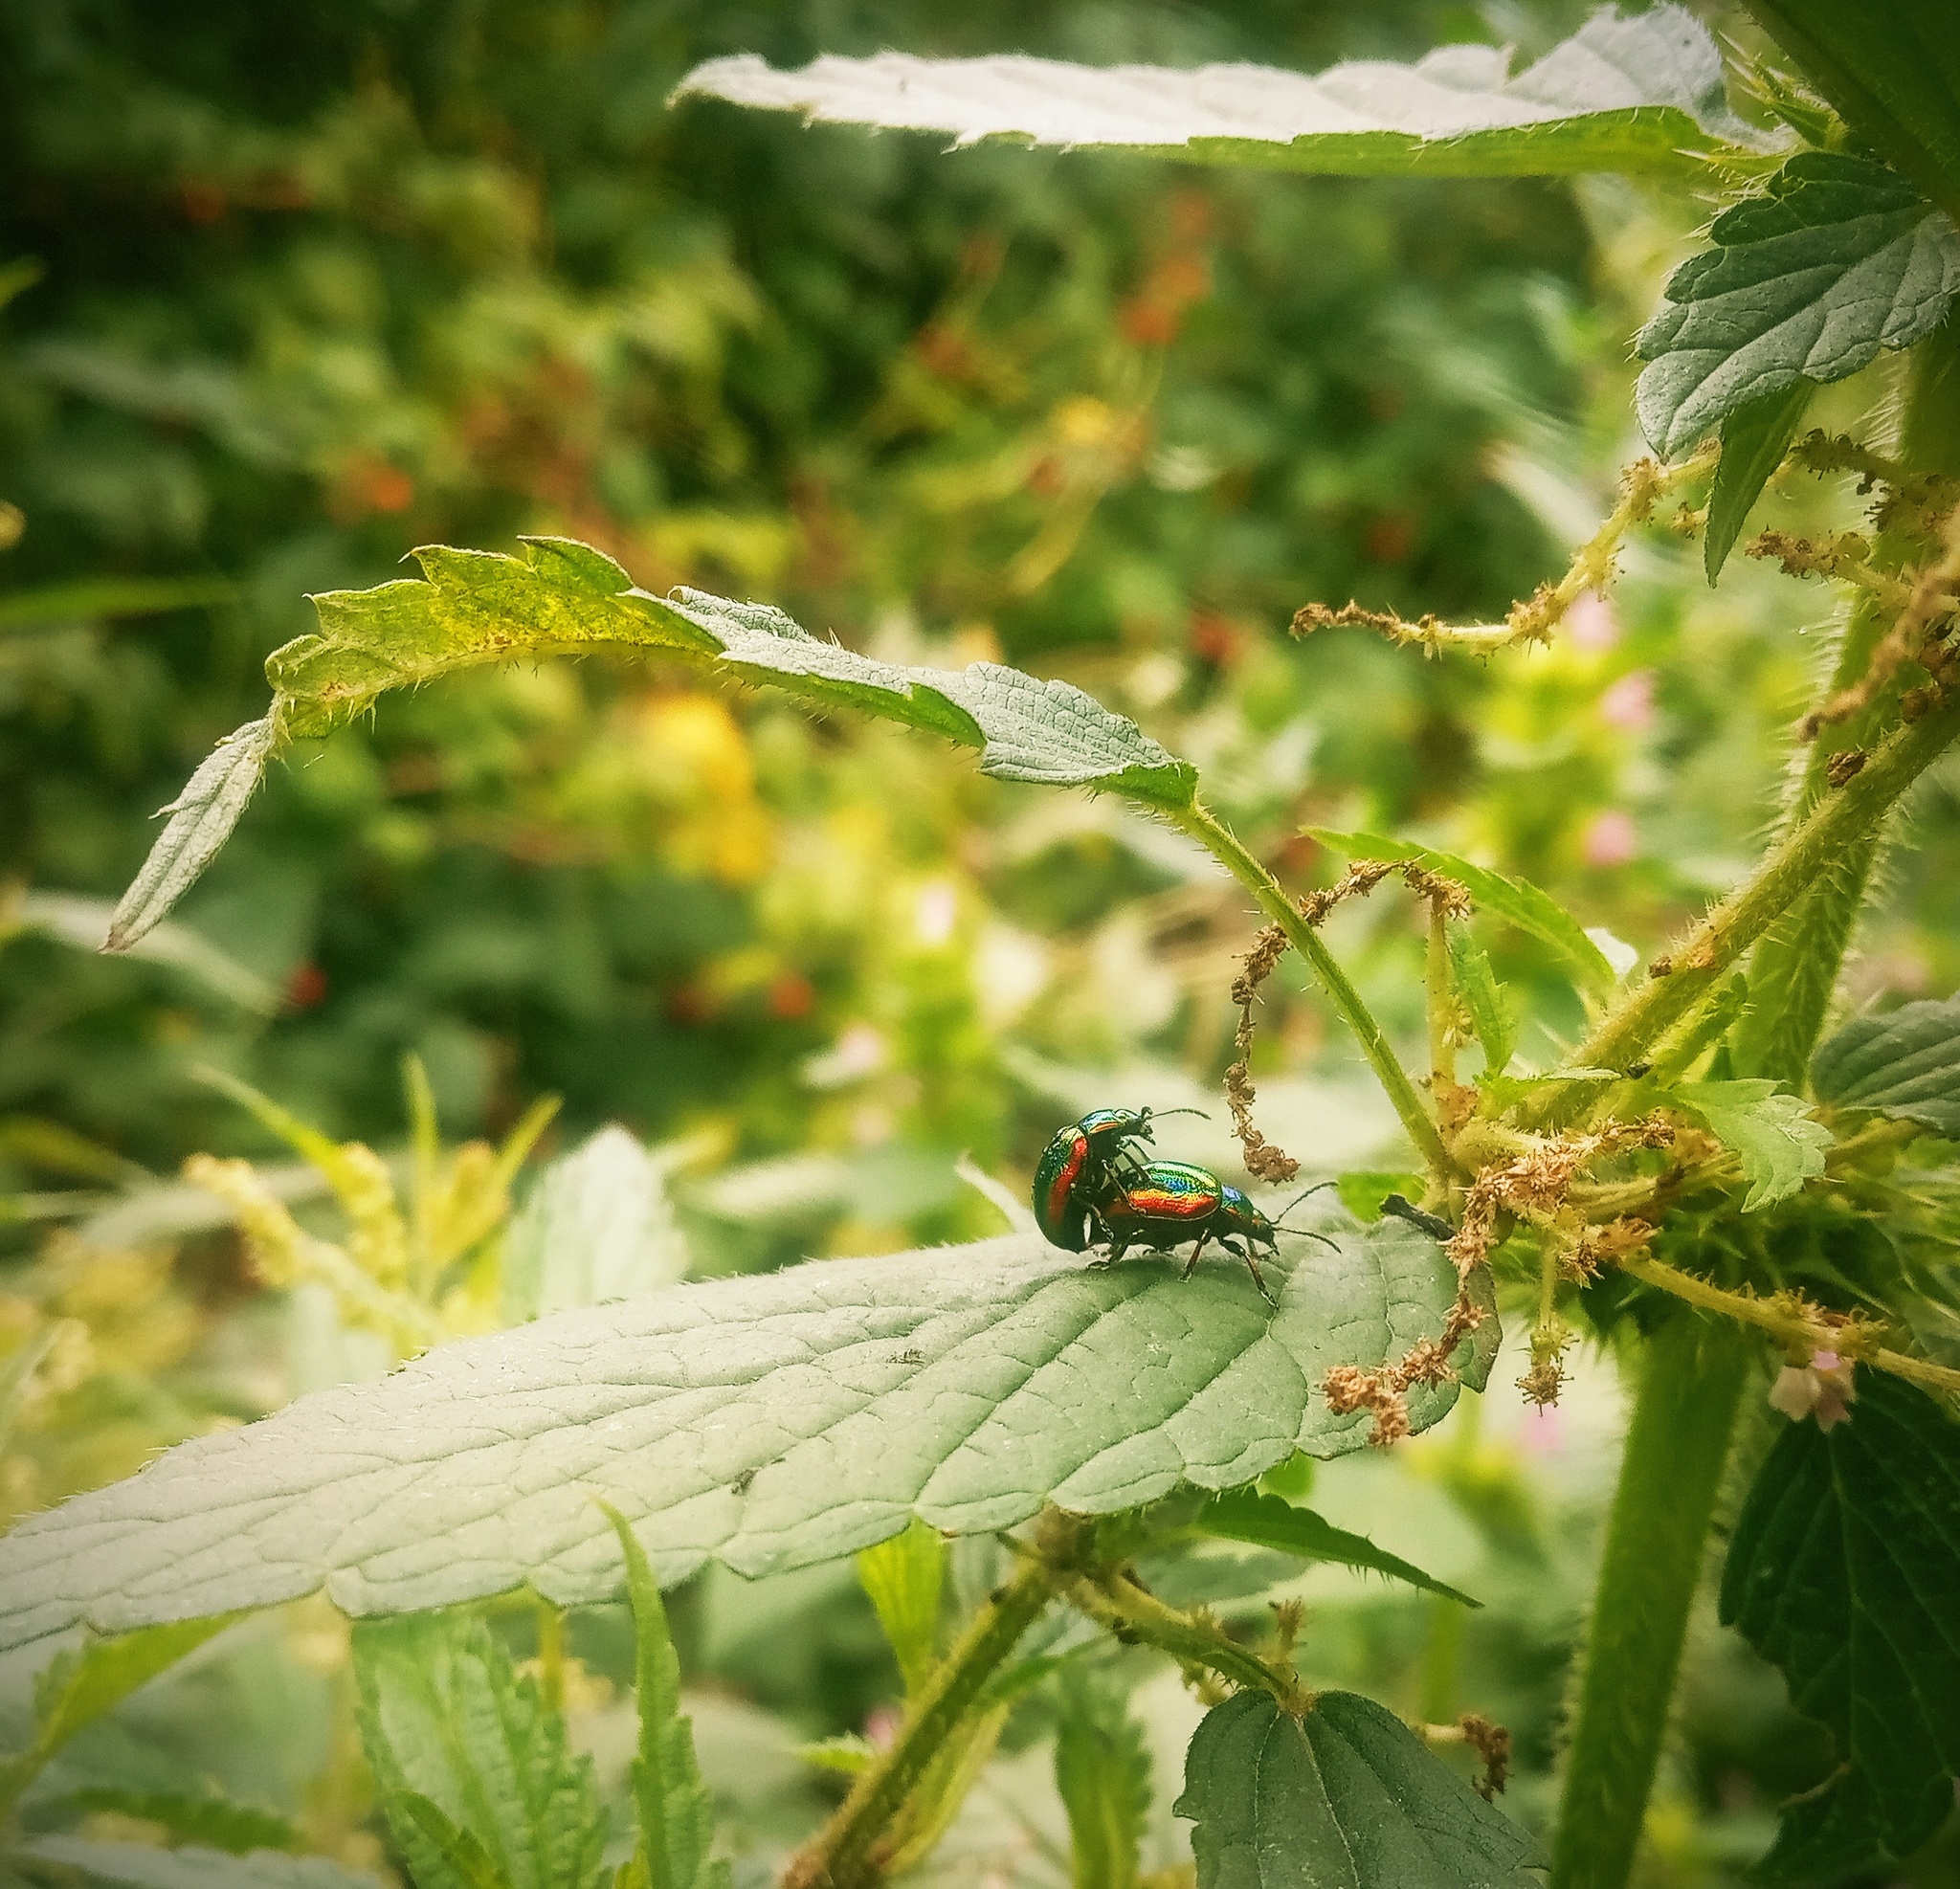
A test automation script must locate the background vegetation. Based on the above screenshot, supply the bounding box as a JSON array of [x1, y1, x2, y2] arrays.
[[2, 1, 1954, 1883]]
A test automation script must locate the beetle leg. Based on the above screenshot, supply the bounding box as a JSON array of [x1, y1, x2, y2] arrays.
[[1179, 1232, 1211, 1280], [1224, 1236, 1276, 1306]]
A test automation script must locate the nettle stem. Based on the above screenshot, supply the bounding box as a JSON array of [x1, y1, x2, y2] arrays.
[[783, 1557, 1052, 1889], [1170, 799, 1454, 1176], [1531, 685, 1960, 1127], [1550, 1315, 1753, 1889]]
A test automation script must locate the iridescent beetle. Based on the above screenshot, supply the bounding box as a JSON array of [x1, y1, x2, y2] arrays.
[[1085, 1159, 1335, 1304], [1031, 1106, 1206, 1252]]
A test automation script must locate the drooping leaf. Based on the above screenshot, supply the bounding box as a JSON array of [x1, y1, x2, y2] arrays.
[[1308, 830, 1616, 992], [1812, 990, 1960, 1134], [0, 1223, 1493, 1646], [1703, 379, 1814, 581], [289, 543, 1193, 805], [1667, 1078, 1831, 1211], [6, 1837, 385, 1889], [598, 1506, 728, 1889], [1636, 151, 1960, 458], [1719, 1368, 1960, 1872], [16, 892, 279, 1012], [503, 1126, 691, 1322], [39, 1788, 301, 1856], [677, 6, 1766, 182], [856, 1518, 947, 1696], [351, 1611, 608, 1889], [1443, 919, 1515, 1075], [0, 573, 234, 634], [103, 717, 275, 952], [1191, 1489, 1480, 1608], [0, 1618, 236, 1817], [1173, 1690, 1545, 1889], [1054, 1672, 1151, 1889]]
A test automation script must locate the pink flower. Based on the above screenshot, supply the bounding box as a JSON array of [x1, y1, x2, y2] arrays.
[[1582, 810, 1637, 868], [1599, 670, 1655, 731], [1768, 1350, 1858, 1430], [1568, 590, 1618, 652]]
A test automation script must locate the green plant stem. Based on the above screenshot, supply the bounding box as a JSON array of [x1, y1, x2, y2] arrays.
[[1169, 799, 1453, 1176], [1058, 1568, 1303, 1708], [535, 1600, 565, 1716], [1530, 685, 1960, 1126], [784, 1558, 1052, 1889], [1550, 1315, 1753, 1889], [1427, 903, 1456, 1094]]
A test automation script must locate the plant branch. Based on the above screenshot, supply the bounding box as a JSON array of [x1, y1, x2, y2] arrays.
[[1528, 685, 1960, 1126], [1169, 799, 1454, 1176], [782, 1557, 1052, 1889]]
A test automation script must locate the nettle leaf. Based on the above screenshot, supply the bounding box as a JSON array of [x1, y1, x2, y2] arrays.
[[504, 1126, 691, 1323], [598, 1508, 727, 1889], [103, 716, 274, 952], [1191, 1489, 1479, 1607], [1667, 1078, 1831, 1211], [1703, 379, 1814, 582], [1443, 919, 1516, 1076], [1812, 990, 1960, 1135], [8, 1837, 383, 1889], [1720, 1368, 1960, 1874], [0, 1225, 1492, 1646], [352, 1611, 608, 1889], [1174, 1691, 1545, 1889], [678, 5, 1764, 181], [1054, 1672, 1151, 1889], [1308, 830, 1616, 992], [1637, 151, 1960, 459], [856, 1518, 947, 1696]]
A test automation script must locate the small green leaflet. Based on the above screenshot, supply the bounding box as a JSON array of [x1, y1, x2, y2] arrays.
[[1191, 1489, 1479, 1608], [1443, 918, 1516, 1075], [856, 1518, 947, 1696], [1720, 1369, 1960, 1875], [351, 1612, 608, 1889], [1703, 380, 1813, 582], [599, 1507, 729, 1889], [677, 6, 1767, 181], [0, 1616, 236, 1821], [104, 716, 274, 953], [1308, 829, 1616, 992], [1812, 991, 1960, 1135], [1666, 1078, 1831, 1211], [1054, 1672, 1151, 1889], [1637, 152, 1960, 459], [108, 539, 1195, 945], [7, 1837, 385, 1889], [39, 1788, 301, 1856], [0, 1223, 1493, 1647], [1174, 1691, 1545, 1889]]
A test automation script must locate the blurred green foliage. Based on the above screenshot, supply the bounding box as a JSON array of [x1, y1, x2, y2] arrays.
[[4, 1, 1958, 1884]]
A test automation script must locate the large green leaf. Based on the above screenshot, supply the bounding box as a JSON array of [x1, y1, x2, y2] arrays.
[[599, 1506, 728, 1889], [1307, 830, 1617, 992], [8, 1837, 383, 1889], [1812, 991, 1960, 1135], [107, 541, 1194, 945], [1719, 1369, 1960, 1873], [1191, 1489, 1479, 1608], [1637, 152, 1960, 458], [351, 1611, 608, 1889], [677, 7, 1766, 181], [1173, 1691, 1545, 1889], [0, 1224, 1492, 1647], [1666, 1078, 1831, 1211], [1054, 1672, 1150, 1889]]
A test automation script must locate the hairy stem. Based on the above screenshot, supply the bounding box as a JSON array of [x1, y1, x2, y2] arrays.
[[783, 1559, 1052, 1889], [1530, 685, 1960, 1126], [1059, 1568, 1305, 1708], [1170, 799, 1453, 1176], [1550, 1315, 1753, 1889]]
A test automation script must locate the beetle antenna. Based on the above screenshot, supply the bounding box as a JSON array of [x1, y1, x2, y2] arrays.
[[1271, 1224, 1340, 1251], [1277, 1179, 1337, 1220], [1143, 1106, 1211, 1122]]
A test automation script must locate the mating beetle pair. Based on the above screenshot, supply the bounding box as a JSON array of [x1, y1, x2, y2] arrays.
[[1032, 1106, 1332, 1303]]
